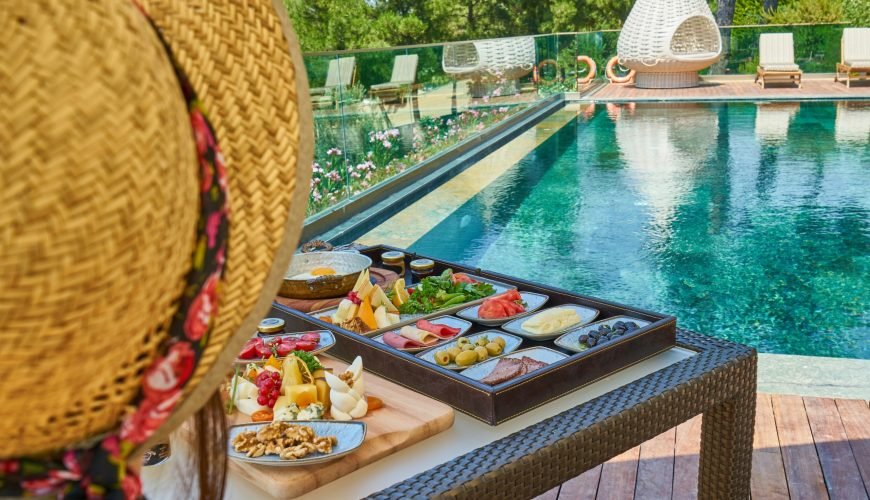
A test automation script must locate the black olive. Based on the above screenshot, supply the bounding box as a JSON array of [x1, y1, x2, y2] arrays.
[[613, 321, 626, 329], [587, 337, 597, 347], [626, 322, 639, 329], [579, 334, 589, 343], [599, 325, 612, 333]]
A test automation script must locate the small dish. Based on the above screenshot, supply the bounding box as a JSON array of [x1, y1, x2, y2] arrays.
[[227, 420, 367, 466], [554, 315, 652, 353], [371, 316, 472, 353], [235, 330, 336, 364], [501, 304, 600, 341], [456, 291, 550, 326], [416, 330, 523, 370], [459, 347, 568, 383]]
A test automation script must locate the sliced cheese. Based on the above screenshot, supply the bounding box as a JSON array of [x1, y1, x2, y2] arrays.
[[387, 313, 400, 325], [285, 384, 318, 408], [358, 296, 377, 330], [372, 286, 398, 313], [521, 307, 581, 335], [374, 305, 390, 329], [281, 356, 304, 389], [399, 325, 438, 345]]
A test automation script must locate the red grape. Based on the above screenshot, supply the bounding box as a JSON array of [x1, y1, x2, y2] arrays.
[[257, 396, 267, 405]]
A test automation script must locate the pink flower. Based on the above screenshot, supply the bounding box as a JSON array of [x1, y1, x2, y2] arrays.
[[190, 110, 214, 156], [214, 152, 228, 192], [142, 342, 196, 401], [120, 390, 182, 444], [183, 273, 219, 341], [382, 140, 392, 149], [122, 475, 142, 499], [205, 211, 223, 248]]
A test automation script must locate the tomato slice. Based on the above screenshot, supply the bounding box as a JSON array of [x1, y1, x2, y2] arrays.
[[274, 341, 295, 357], [238, 339, 261, 359], [301, 332, 321, 342], [294, 340, 317, 352]]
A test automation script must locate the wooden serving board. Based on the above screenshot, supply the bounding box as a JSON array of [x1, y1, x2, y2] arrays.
[[228, 357, 455, 498]]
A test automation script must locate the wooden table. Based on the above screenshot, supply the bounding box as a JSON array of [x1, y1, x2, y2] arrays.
[[195, 329, 755, 499]]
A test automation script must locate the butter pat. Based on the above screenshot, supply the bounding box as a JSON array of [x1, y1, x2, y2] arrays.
[[521, 307, 581, 335]]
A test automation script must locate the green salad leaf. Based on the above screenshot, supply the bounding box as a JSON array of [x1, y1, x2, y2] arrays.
[[398, 269, 495, 314]]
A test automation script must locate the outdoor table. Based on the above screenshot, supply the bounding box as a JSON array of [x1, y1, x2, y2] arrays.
[[214, 329, 756, 499]]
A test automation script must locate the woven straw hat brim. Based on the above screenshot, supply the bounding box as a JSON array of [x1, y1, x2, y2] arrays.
[[0, 0, 312, 457]]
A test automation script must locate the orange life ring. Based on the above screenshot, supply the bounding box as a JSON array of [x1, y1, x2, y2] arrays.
[[605, 56, 635, 84], [575, 55, 597, 85], [537, 59, 560, 83]]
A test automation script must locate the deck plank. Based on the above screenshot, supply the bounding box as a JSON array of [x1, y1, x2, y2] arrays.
[[634, 428, 675, 500], [804, 397, 868, 499], [558, 466, 602, 500], [534, 486, 561, 500], [672, 415, 702, 500], [596, 446, 640, 500], [751, 394, 789, 500], [834, 399, 870, 494], [771, 395, 829, 500]]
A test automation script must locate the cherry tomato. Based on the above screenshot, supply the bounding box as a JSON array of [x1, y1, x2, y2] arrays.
[[294, 340, 317, 352], [301, 332, 321, 342], [238, 338, 261, 360], [274, 341, 294, 357], [255, 343, 272, 359]]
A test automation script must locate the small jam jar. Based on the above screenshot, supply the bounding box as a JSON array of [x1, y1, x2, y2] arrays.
[[257, 317, 285, 336], [409, 258, 435, 283], [381, 250, 406, 278]]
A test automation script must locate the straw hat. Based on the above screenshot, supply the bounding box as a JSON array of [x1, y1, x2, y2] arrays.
[[0, 0, 312, 462]]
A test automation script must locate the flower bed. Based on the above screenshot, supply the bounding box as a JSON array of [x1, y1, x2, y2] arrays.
[[307, 104, 521, 215]]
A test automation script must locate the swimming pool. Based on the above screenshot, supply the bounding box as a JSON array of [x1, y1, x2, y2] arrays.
[[402, 101, 870, 359]]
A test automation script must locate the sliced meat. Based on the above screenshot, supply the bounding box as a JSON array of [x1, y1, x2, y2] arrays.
[[383, 331, 426, 350], [415, 319, 461, 339], [521, 356, 548, 373], [480, 357, 524, 385]]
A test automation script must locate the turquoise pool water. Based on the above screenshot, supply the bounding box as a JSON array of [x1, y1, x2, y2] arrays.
[[408, 101, 870, 359]]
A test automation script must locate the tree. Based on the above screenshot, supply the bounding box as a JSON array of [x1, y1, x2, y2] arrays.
[[763, 0, 844, 23]]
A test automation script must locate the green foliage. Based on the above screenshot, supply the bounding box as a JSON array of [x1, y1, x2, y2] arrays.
[[763, 0, 844, 23], [842, 0, 870, 24]]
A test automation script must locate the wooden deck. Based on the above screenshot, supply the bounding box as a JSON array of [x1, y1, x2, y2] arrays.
[[534, 395, 870, 500], [591, 78, 870, 102]]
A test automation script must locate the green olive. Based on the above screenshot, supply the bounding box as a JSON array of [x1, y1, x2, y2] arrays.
[[474, 345, 489, 361], [493, 336, 506, 348], [461, 343, 475, 351], [485, 342, 503, 356], [434, 351, 450, 366], [455, 350, 479, 367], [475, 337, 488, 347], [457, 337, 471, 346], [446, 346, 461, 361]]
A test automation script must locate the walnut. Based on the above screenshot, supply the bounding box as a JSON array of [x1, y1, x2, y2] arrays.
[[232, 422, 338, 461]]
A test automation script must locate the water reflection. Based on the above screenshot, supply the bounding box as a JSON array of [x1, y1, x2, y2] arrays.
[[835, 101, 870, 144], [754, 102, 799, 144]]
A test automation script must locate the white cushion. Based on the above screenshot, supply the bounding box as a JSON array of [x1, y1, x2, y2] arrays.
[[761, 63, 801, 72]]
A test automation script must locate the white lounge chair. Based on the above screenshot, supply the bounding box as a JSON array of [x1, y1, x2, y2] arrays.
[[617, 0, 722, 88], [311, 57, 356, 109], [835, 28, 870, 87], [370, 54, 420, 103], [755, 33, 802, 89]]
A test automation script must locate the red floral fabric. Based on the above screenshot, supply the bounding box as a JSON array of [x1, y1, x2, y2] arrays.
[[0, 5, 230, 499]]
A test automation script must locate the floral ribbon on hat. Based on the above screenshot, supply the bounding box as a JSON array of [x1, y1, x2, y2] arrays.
[[0, 6, 229, 500]]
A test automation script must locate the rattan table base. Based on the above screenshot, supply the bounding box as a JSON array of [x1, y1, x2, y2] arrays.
[[367, 329, 757, 499]]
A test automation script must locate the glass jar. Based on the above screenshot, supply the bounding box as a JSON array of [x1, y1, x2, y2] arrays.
[[381, 251, 406, 278], [257, 317, 285, 336], [409, 258, 435, 283]]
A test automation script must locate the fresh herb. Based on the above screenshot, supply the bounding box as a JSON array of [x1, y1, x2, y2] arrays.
[[293, 350, 323, 373], [398, 269, 495, 314], [226, 364, 240, 415]]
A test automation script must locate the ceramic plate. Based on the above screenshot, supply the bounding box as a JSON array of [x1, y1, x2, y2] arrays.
[[456, 291, 550, 326], [235, 330, 336, 364], [459, 347, 568, 383], [371, 316, 473, 353], [227, 420, 366, 466], [554, 315, 652, 353], [416, 330, 523, 370], [501, 304, 600, 341]]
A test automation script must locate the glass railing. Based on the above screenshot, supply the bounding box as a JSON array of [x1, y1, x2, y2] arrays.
[[303, 23, 850, 219]]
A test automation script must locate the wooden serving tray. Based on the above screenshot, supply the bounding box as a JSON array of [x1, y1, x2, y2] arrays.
[[228, 357, 454, 498], [272, 244, 677, 425]]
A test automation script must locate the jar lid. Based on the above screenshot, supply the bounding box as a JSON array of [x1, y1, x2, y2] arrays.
[[257, 317, 285, 334], [381, 250, 405, 264], [410, 258, 434, 271]]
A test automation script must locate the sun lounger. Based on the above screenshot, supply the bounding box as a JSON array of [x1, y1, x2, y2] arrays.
[[835, 28, 870, 87], [755, 33, 802, 89], [369, 54, 420, 103], [311, 57, 356, 109]]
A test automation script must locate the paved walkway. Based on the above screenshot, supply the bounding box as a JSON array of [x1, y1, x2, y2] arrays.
[[589, 76, 870, 102], [535, 395, 870, 500]]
